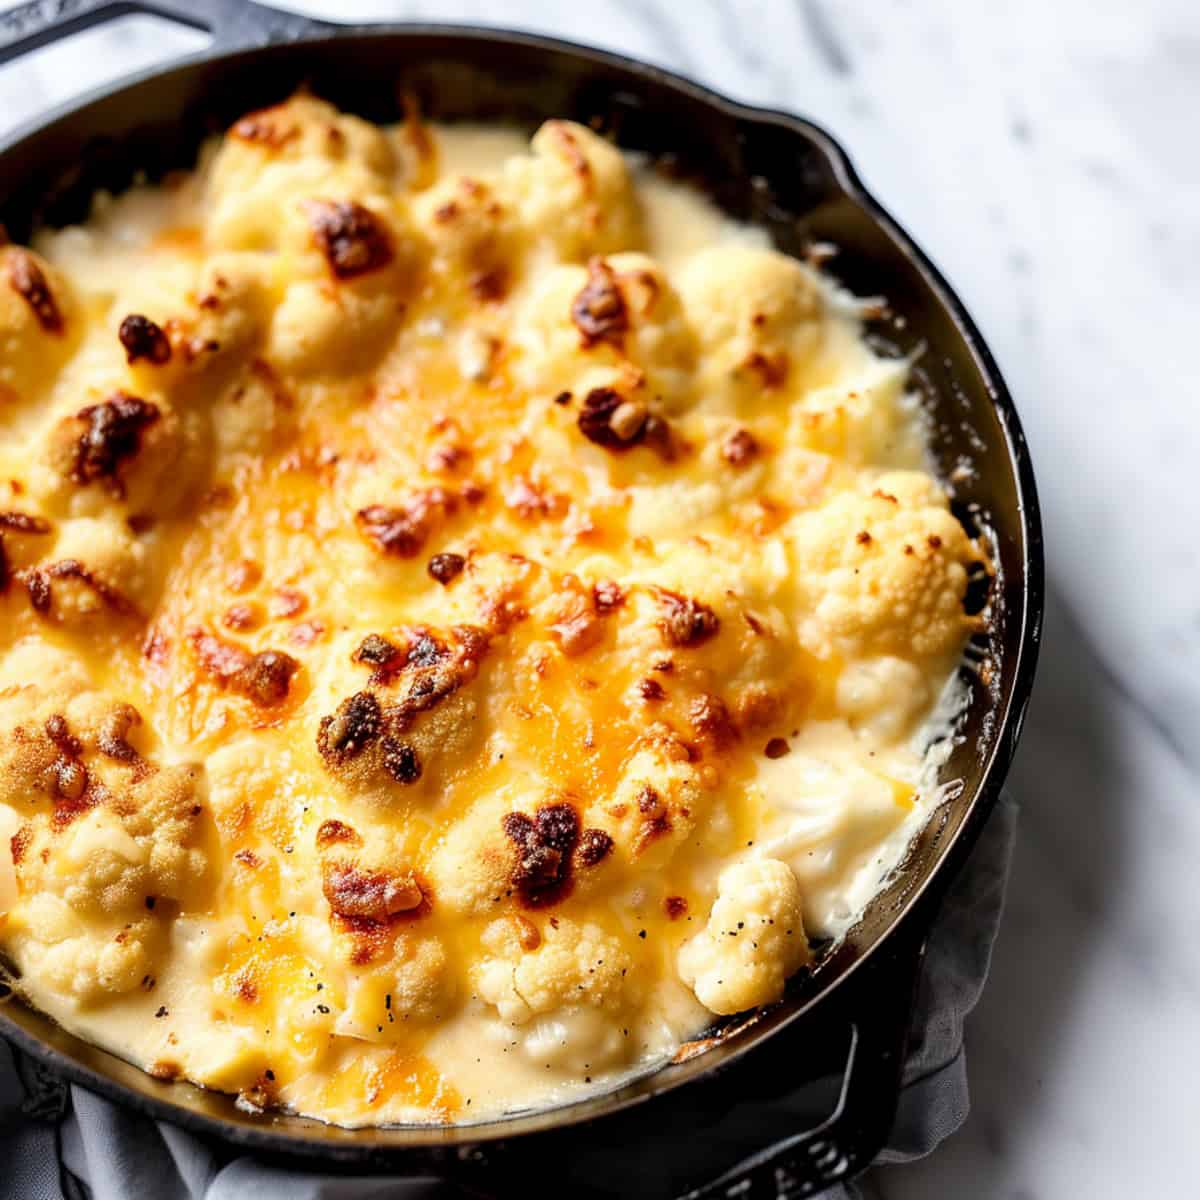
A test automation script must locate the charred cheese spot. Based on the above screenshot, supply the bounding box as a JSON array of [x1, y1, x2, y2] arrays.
[[7, 248, 63, 333], [304, 199, 394, 280]]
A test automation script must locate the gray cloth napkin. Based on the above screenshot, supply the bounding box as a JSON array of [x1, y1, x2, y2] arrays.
[[0, 793, 1017, 1200]]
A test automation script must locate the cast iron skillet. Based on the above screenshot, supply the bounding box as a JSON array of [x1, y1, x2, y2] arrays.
[[0, 2, 1043, 1196]]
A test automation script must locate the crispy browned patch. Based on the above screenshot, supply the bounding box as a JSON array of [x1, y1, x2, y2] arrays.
[[592, 580, 624, 613], [315, 819, 361, 849], [97, 705, 142, 765], [187, 629, 299, 708], [235, 650, 299, 708], [735, 682, 784, 730], [304, 199, 393, 280], [0, 512, 52, 596], [504, 476, 567, 521], [721, 428, 759, 466], [688, 693, 738, 750], [380, 736, 422, 784], [10, 824, 32, 864], [385, 626, 488, 732], [20, 558, 137, 618], [576, 388, 679, 460], [549, 575, 607, 657], [470, 265, 508, 303], [356, 487, 459, 558], [764, 736, 791, 759], [742, 349, 789, 388], [513, 914, 541, 951], [322, 861, 423, 921], [7, 248, 62, 333], [576, 827, 614, 868], [62, 392, 160, 494], [231, 106, 299, 148], [427, 552, 466, 585], [316, 691, 382, 765], [664, 895, 688, 920], [547, 121, 592, 188], [118, 314, 171, 365], [654, 588, 720, 648], [0, 512, 51, 535], [502, 802, 582, 909], [571, 257, 627, 347], [318, 626, 488, 788], [632, 785, 673, 854]]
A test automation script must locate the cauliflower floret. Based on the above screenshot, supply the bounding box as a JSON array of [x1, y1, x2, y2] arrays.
[[209, 358, 294, 462], [16, 761, 208, 914], [265, 197, 420, 377], [680, 245, 824, 413], [0, 245, 80, 407], [16, 514, 153, 623], [502, 121, 642, 260], [788, 358, 927, 469], [335, 935, 454, 1036], [678, 858, 810, 1015], [206, 94, 399, 251], [15, 896, 158, 1003], [426, 796, 517, 916], [787, 471, 977, 662], [473, 915, 634, 1024], [413, 174, 520, 300], [0, 660, 209, 911], [599, 742, 708, 869], [171, 252, 275, 375], [510, 252, 694, 413], [32, 387, 203, 522]]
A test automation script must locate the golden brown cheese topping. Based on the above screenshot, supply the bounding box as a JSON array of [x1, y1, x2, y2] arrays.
[[0, 96, 983, 1126]]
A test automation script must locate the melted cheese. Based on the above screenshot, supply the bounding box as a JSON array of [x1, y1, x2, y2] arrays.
[[0, 97, 981, 1125]]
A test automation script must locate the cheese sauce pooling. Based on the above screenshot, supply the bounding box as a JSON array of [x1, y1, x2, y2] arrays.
[[0, 98, 981, 1125]]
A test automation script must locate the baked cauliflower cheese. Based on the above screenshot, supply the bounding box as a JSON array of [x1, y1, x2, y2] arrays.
[[0, 95, 983, 1124]]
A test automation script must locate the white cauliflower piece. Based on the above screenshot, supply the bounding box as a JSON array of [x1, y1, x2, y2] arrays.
[[787, 471, 977, 662], [413, 173, 520, 299], [11, 894, 158, 1003], [680, 245, 823, 411], [0, 245, 79, 406], [16, 762, 208, 915], [510, 252, 694, 412], [679, 858, 810, 1015], [206, 94, 398, 251], [426, 796, 517, 916], [502, 120, 642, 260], [473, 915, 634, 1024], [265, 197, 418, 377]]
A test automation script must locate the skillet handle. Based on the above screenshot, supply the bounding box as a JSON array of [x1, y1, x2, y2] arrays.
[[0, 0, 332, 67], [681, 930, 927, 1200]]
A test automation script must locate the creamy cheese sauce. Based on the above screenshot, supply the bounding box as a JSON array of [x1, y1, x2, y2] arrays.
[[0, 99, 981, 1125]]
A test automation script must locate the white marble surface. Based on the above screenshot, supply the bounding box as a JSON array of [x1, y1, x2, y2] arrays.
[[2, 0, 1199, 1195]]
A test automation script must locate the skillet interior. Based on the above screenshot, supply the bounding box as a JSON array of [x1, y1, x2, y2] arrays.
[[0, 24, 1042, 1174]]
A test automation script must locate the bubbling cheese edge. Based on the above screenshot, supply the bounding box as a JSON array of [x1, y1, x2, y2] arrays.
[[0, 96, 982, 1125]]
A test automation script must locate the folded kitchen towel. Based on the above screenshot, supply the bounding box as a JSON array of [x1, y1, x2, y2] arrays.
[[0, 793, 1017, 1200]]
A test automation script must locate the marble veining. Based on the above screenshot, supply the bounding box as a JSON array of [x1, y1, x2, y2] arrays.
[[1, 1, 1198, 1197]]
